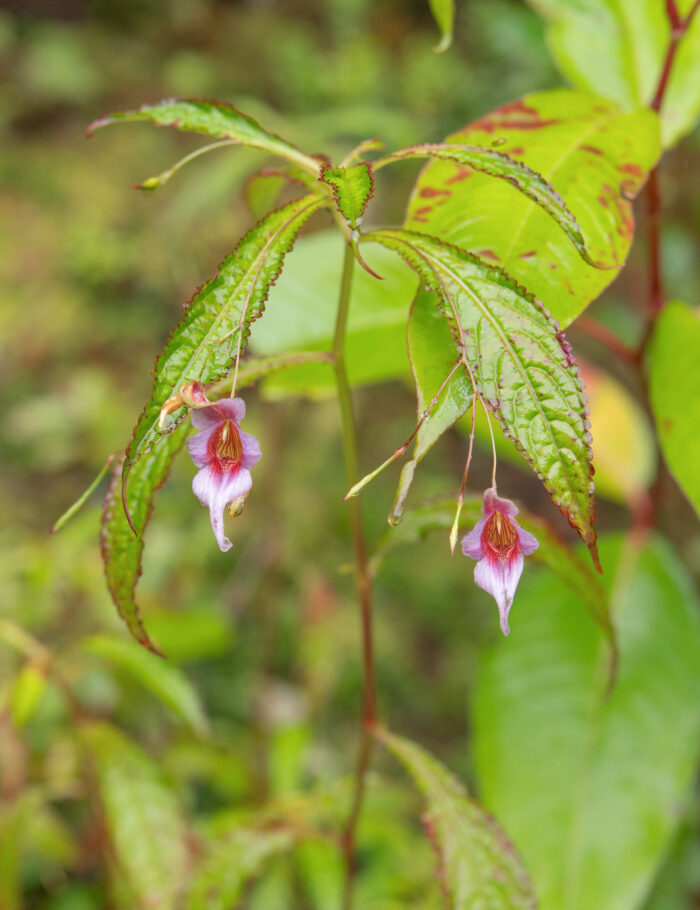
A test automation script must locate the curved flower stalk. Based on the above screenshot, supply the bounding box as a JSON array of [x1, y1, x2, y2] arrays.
[[186, 397, 262, 552], [461, 488, 539, 636]]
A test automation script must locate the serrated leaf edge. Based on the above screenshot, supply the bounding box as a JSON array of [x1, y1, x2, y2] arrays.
[[366, 228, 598, 562]]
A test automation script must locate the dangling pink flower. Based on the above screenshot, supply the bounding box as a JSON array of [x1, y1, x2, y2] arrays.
[[186, 397, 262, 552], [461, 488, 538, 636]]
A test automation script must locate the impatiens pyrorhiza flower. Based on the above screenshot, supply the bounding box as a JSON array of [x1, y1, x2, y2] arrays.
[[186, 397, 262, 552], [461, 487, 538, 636]]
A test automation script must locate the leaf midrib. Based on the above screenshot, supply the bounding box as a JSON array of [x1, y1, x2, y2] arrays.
[[133, 196, 322, 460]]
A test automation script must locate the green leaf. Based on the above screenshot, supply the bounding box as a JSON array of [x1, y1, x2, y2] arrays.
[[376, 727, 537, 909], [250, 230, 419, 396], [320, 162, 375, 231], [389, 287, 473, 520], [83, 722, 189, 910], [382, 142, 595, 265], [406, 90, 660, 326], [80, 634, 208, 735], [245, 169, 295, 220], [9, 662, 47, 729], [428, 0, 455, 52], [372, 496, 613, 645], [649, 301, 700, 515], [88, 98, 319, 173], [471, 534, 700, 910], [101, 431, 188, 653], [187, 825, 293, 910], [526, 0, 700, 148], [124, 194, 324, 475], [366, 228, 598, 563]]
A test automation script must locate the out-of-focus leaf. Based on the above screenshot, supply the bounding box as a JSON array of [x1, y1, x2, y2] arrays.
[[472, 535, 700, 910], [295, 839, 344, 910], [372, 496, 612, 643], [80, 634, 208, 735], [428, 0, 455, 51], [366, 229, 598, 564], [577, 360, 656, 504], [406, 91, 660, 326], [187, 826, 293, 910], [9, 661, 47, 729], [649, 301, 700, 515], [82, 722, 189, 910], [526, 0, 700, 147], [250, 231, 419, 396], [88, 98, 319, 173], [320, 162, 375, 231], [383, 143, 595, 265], [376, 727, 537, 909]]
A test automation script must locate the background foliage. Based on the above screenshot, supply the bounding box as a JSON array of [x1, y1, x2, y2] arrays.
[[1, 1, 699, 908]]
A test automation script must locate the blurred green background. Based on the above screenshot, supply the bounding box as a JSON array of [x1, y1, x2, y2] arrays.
[[1, 1, 699, 908]]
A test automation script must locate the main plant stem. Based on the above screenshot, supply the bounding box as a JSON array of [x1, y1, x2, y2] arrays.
[[333, 240, 377, 910]]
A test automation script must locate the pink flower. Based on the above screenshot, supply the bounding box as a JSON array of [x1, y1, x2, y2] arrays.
[[186, 397, 262, 552], [461, 488, 538, 636]]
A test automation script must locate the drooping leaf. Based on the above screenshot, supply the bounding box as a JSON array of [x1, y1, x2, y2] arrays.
[[472, 535, 700, 910], [101, 432, 188, 653], [83, 722, 189, 910], [406, 90, 660, 326], [376, 727, 537, 909], [88, 98, 320, 173], [372, 496, 612, 643], [382, 143, 595, 265], [649, 301, 700, 515], [526, 0, 700, 147], [319, 162, 375, 231], [428, 0, 455, 52], [390, 286, 473, 520], [80, 634, 208, 735], [250, 230, 418, 396], [124, 195, 324, 475], [187, 825, 293, 910], [366, 228, 598, 563]]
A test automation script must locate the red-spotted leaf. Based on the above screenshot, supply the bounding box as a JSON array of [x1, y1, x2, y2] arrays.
[[406, 90, 660, 326], [319, 162, 375, 232], [376, 727, 536, 909], [88, 98, 319, 174], [366, 228, 598, 564], [381, 142, 595, 265]]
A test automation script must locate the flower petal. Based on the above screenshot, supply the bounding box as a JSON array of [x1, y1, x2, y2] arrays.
[[473, 552, 524, 636], [191, 397, 246, 430], [187, 424, 216, 468], [483, 487, 519, 518], [461, 518, 486, 559], [516, 523, 539, 556], [239, 428, 262, 469], [192, 465, 252, 552]]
